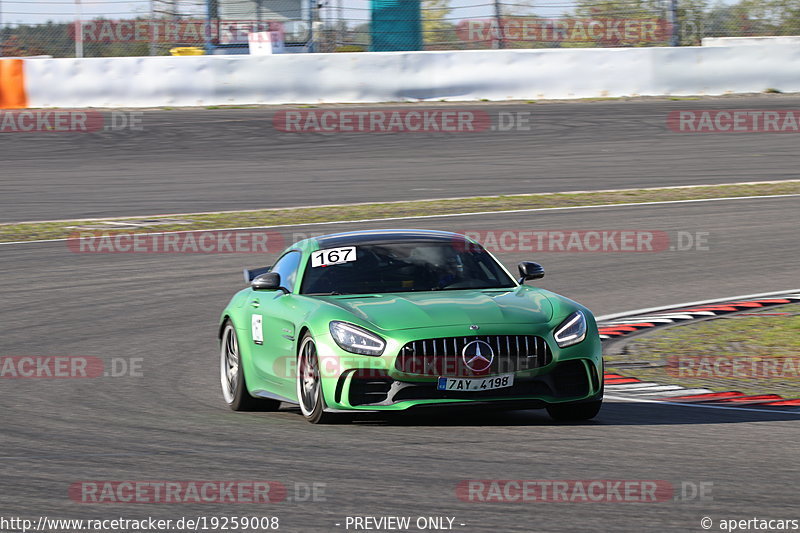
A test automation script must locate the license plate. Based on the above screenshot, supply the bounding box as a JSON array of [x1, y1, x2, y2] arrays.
[[437, 373, 515, 391]]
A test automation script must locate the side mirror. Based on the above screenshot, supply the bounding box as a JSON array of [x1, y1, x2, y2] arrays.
[[244, 266, 272, 283], [518, 261, 545, 283], [251, 272, 282, 291]]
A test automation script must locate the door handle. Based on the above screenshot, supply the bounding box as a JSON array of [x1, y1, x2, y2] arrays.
[[251, 299, 260, 308]]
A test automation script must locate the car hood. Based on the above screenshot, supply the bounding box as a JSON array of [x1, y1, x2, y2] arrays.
[[322, 288, 553, 331]]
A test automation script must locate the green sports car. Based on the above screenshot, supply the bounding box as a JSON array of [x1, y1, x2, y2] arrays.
[[219, 229, 603, 423]]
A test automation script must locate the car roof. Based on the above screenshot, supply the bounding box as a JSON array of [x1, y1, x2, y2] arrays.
[[310, 229, 469, 248]]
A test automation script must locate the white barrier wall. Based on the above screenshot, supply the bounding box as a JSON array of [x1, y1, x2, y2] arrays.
[[650, 45, 800, 95], [702, 36, 800, 46], [22, 45, 800, 108]]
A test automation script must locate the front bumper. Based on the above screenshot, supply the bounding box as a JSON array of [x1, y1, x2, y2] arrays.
[[332, 358, 601, 411], [316, 324, 603, 412]]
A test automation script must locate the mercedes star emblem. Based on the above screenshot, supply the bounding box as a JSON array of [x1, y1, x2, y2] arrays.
[[461, 340, 495, 372]]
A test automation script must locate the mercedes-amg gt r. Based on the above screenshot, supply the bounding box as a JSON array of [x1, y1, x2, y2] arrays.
[[219, 229, 603, 423]]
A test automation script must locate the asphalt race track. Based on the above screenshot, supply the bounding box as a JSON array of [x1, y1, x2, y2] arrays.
[[3, 96, 800, 223], [1, 100, 799, 532], [1, 194, 798, 531]]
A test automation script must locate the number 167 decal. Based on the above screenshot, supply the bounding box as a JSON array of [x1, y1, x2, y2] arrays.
[[311, 246, 356, 268]]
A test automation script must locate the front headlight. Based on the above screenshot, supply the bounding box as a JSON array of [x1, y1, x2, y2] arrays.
[[329, 321, 386, 356], [554, 310, 587, 348]]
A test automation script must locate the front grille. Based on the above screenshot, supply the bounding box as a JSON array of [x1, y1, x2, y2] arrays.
[[395, 335, 552, 377]]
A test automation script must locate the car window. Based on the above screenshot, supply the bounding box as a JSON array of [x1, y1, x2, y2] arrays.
[[270, 251, 302, 292], [300, 241, 516, 295]]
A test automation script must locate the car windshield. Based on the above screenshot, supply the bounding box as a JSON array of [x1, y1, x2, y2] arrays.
[[300, 240, 517, 295]]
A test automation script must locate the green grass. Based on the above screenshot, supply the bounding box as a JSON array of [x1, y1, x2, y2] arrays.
[[1, 181, 798, 243], [606, 306, 800, 397]]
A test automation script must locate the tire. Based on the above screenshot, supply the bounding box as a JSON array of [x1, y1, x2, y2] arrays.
[[296, 333, 340, 424], [546, 399, 602, 422], [220, 320, 280, 412]]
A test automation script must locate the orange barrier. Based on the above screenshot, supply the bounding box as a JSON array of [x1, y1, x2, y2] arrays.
[[0, 59, 28, 109]]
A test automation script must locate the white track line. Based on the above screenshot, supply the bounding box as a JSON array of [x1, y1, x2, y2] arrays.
[[602, 313, 716, 324], [602, 318, 678, 325], [610, 385, 685, 393], [2, 193, 798, 247], [641, 389, 713, 397], [630, 389, 706, 396], [605, 395, 800, 414], [605, 383, 665, 390], [597, 291, 800, 321]]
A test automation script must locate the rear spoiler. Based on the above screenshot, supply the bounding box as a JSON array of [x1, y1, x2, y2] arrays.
[[243, 266, 271, 283]]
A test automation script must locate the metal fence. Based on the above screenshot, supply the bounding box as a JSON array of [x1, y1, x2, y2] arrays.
[[1, 0, 799, 57]]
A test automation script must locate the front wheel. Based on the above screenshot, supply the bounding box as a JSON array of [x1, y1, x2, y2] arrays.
[[220, 320, 280, 412], [546, 399, 602, 422], [297, 334, 340, 424]]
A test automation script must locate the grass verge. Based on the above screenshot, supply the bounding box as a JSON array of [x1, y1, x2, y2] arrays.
[[1, 181, 798, 243]]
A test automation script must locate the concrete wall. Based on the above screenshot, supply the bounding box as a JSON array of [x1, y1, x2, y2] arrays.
[[7, 44, 800, 109]]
